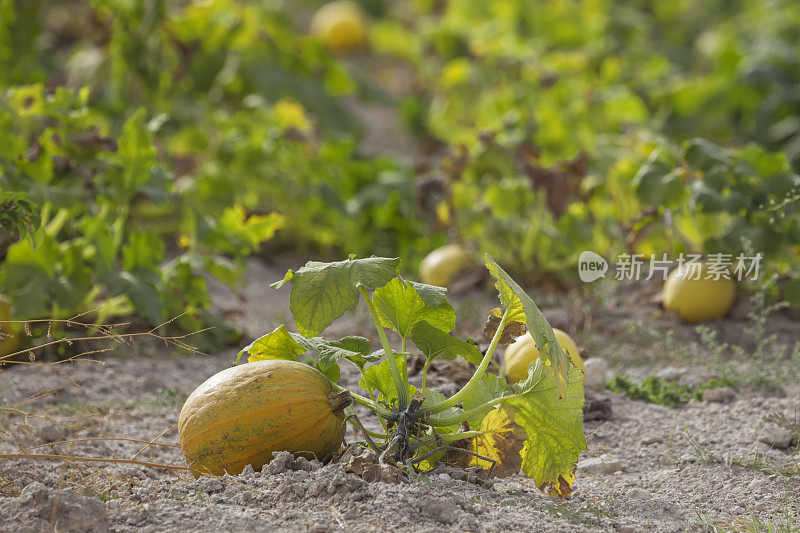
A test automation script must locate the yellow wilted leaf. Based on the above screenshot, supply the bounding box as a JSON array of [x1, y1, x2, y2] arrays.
[[465, 404, 525, 477], [539, 466, 575, 498]]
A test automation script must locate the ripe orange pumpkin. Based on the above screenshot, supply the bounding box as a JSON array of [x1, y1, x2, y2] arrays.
[[178, 360, 347, 477]]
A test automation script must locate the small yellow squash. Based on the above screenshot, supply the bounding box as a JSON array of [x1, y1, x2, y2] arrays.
[[663, 263, 736, 323], [418, 244, 474, 288], [310, 1, 368, 53], [504, 329, 583, 384]]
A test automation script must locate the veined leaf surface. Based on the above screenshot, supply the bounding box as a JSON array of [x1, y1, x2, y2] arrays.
[[373, 278, 455, 337], [272, 256, 399, 337], [484, 254, 570, 397]]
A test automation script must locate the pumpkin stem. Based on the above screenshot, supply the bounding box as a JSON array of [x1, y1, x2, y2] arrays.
[[328, 390, 353, 414], [423, 306, 511, 416], [358, 285, 409, 409]]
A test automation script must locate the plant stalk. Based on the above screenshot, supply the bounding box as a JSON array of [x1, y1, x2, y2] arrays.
[[420, 357, 433, 390], [330, 382, 392, 418], [435, 430, 482, 444], [401, 337, 408, 382], [423, 307, 510, 415], [358, 285, 408, 409], [428, 393, 519, 427], [428, 360, 547, 426]]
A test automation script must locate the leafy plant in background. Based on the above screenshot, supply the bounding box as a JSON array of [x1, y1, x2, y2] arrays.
[[237, 255, 586, 496], [619, 0, 800, 170], [425, 138, 607, 281], [605, 374, 734, 407], [0, 86, 281, 348], [369, 0, 660, 278], [0, 0, 442, 346], [0, 192, 39, 246], [370, 0, 800, 288], [3, 0, 800, 347], [630, 139, 800, 303], [178, 96, 441, 262], [1, 0, 440, 258], [385, 0, 800, 171]]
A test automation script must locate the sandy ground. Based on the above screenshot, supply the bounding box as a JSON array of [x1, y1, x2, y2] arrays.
[[1, 258, 798, 532]]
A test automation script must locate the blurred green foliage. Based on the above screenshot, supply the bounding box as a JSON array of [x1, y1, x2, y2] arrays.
[[0, 0, 799, 346], [0, 0, 438, 348], [372, 0, 800, 287]]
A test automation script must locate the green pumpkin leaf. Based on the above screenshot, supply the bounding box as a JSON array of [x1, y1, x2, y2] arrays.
[[505, 360, 586, 498], [238, 326, 373, 382], [406, 280, 449, 308], [312, 358, 341, 383], [210, 206, 284, 255], [298, 335, 371, 373], [272, 257, 399, 338], [0, 192, 40, 241], [457, 362, 585, 493], [359, 353, 416, 407], [116, 108, 159, 192], [633, 163, 684, 206], [484, 254, 570, 398], [374, 278, 456, 338], [683, 138, 732, 169], [409, 320, 482, 365], [236, 324, 305, 364], [460, 373, 511, 429], [758, 174, 800, 198], [328, 335, 372, 356], [363, 348, 398, 364], [117, 269, 166, 327]]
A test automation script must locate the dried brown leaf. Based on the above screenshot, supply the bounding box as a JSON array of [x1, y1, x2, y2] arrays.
[[483, 309, 526, 344]]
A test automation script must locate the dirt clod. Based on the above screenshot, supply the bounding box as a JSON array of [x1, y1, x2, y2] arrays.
[[759, 424, 794, 449], [35, 424, 65, 444], [703, 386, 736, 403], [583, 391, 613, 421], [583, 357, 609, 389], [338, 443, 407, 484], [578, 454, 623, 475], [1, 482, 110, 533]]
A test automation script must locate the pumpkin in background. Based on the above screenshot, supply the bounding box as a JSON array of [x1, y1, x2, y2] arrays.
[[504, 328, 583, 384], [418, 244, 475, 288], [662, 263, 736, 323], [310, 1, 369, 53], [178, 360, 348, 477]]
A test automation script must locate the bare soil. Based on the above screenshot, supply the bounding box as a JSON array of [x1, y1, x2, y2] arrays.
[[1, 258, 798, 532]]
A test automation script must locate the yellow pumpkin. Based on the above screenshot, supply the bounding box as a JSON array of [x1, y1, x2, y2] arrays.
[[663, 263, 736, 323], [504, 329, 583, 383], [310, 1, 368, 53], [418, 244, 474, 287], [178, 360, 346, 477], [0, 298, 21, 358]]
